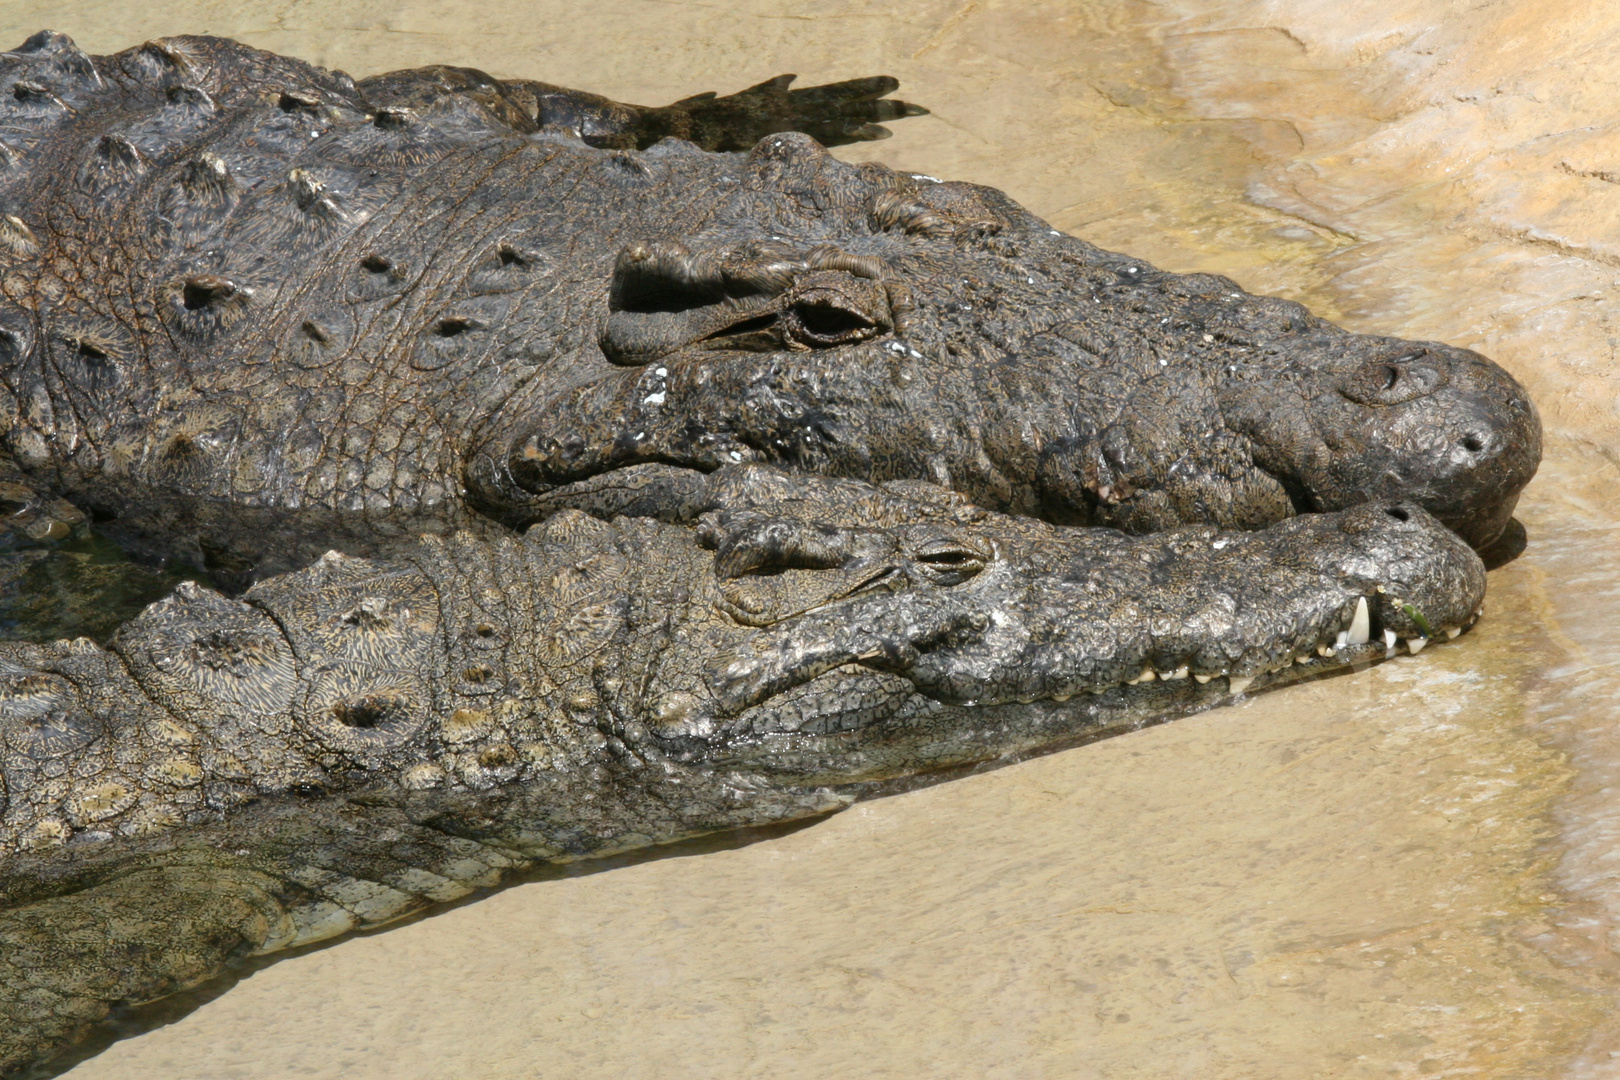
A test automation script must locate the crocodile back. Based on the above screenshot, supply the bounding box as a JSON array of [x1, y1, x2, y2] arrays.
[[0, 32, 740, 577]]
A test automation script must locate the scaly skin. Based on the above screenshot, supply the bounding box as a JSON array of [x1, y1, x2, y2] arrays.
[[0, 32, 1537, 589], [0, 466, 1485, 1075]]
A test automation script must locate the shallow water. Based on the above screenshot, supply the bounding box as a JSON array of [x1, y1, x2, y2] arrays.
[[0, 531, 205, 644], [2, 1, 1619, 1077]]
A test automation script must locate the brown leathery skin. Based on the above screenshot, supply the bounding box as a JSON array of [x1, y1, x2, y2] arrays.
[[0, 31, 1533, 591], [0, 465, 1484, 1075]]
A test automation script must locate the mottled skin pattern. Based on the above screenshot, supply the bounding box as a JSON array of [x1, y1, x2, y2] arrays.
[[0, 464, 1485, 1075], [0, 29, 1531, 1076], [0, 32, 1536, 589]]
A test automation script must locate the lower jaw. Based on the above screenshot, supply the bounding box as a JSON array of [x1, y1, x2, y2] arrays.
[[732, 610, 1482, 790]]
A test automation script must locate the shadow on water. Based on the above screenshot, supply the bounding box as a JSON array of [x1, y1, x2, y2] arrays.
[[0, 529, 210, 645], [1480, 517, 1529, 571], [18, 644, 1405, 1079], [18, 812, 841, 1080]]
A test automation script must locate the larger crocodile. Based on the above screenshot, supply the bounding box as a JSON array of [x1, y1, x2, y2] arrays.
[[0, 465, 1486, 1076], [0, 31, 1538, 591]]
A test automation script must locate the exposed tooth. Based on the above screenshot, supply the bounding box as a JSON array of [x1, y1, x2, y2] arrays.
[[1444, 626, 1461, 640], [1347, 597, 1370, 645], [1383, 628, 1397, 657], [1193, 672, 1213, 684], [1316, 643, 1335, 657], [1407, 637, 1427, 655], [1052, 693, 1071, 703], [1335, 631, 1349, 649], [1163, 665, 1189, 680], [1227, 675, 1253, 696], [1126, 665, 1155, 684]]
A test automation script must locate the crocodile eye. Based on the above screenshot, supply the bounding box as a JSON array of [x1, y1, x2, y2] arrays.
[[912, 539, 989, 585], [784, 295, 883, 348]]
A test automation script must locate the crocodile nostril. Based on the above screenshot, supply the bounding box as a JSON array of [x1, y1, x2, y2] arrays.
[[182, 274, 237, 310], [435, 316, 481, 338], [1385, 505, 1411, 523], [1461, 434, 1485, 453]]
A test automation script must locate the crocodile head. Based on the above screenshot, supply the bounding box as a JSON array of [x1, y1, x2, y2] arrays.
[[633, 494, 1487, 783], [482, 134, 1538, 551]]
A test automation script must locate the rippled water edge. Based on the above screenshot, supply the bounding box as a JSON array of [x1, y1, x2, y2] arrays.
[[1509, 441, 1620, 1077]]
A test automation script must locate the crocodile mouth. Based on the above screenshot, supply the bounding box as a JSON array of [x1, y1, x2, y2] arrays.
[[1088, 595, 1481, 700], [718, 592, 1484, 743], [682, 596, 1486, 793]]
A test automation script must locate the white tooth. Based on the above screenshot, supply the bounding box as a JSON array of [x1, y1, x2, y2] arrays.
[[1317, 643, 1335, 657], [1193, 672, 1213, 684], [1407, 637, 1427, 654], [1227, 675, 1253, 696], [1445, 626, 1461, 640], [1384, 628, 1398, 657], [1052, 693, 1071, 702], [1127, 665, 1155, 684], [1335, 631, 1349, 649], [1164, 665, 1189, 680], [1347, 597, 1370, 645]]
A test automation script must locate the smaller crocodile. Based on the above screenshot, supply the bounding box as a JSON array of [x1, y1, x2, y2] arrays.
[[0, 465, 1485, 1076]]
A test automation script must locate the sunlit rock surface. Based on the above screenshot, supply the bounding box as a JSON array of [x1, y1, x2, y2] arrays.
[[1, 1, 1617, 1076]]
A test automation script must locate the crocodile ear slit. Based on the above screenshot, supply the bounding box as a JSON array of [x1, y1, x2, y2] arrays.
[[609, 241, 728, 312]]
